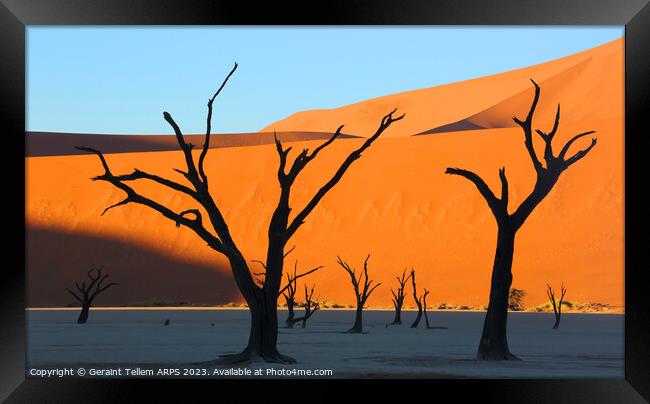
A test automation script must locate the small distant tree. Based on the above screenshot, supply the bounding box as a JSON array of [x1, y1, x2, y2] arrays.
[[508, 288, 526, 311], [388, 269, 412, 326], [254, 258, 322, 328], [546, 283, 567, 329], [410, 269, 424, 328], [294, 284, 319, 328], [337, 254, 381, 333], [65, 266, 118, 324], [280, 271, 299, 328], [422, 288, 431, 328], [422, 289, 448, 330]]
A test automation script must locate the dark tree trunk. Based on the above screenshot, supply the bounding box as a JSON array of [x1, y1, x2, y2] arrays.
[[243, 295, 284, 361], [410, 269, 423, 328], [349, 305, 364, 333], [285, 299, 295, 328], [477, 226, 518, 360], [410, 303, 422, 328], [216, 255, 295, 364], [388, 269, 410, 327], [66, 266, 117, 325], [547, 283, 566, 330], [423, 300, 430, 329], [392, 303, 402, 325], [339, 255, 381, 333], [77, 302, 90, 324]]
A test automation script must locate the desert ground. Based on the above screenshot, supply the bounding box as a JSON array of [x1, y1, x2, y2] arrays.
[[26, 309, 623, 378]]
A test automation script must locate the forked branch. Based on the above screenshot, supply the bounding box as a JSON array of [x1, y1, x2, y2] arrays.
[[76, 146, 225, 253], [546, 283, 567, 329], [337, 254, 381, 306], [445, 167, 509, 219], [282, 109, 405, 240], [512, 79, 598, 173], [446, 80, 598, 228], [65, 266, 118, 303], [198, 62, 239, 185]]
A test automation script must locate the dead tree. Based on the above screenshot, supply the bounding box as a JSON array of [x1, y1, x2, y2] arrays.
[[64, 266, 118, 324], [445, 80, 597, 360], [388, 269, 411, 326], [546, 283, 567, 329], [337, 254, 381, 333], [294, 284, 319, 328], [267, 260, 322, 328], [76, 62, 404, 363], [421, 288, 448, 330], [281, 270, 299, 328], [422, 288, 431, 328], [410, 269, 423, 328]]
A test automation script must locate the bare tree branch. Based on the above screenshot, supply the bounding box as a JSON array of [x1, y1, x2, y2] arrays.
[[512, 79, 543, 173], [498, 167, 509, 209], [338, 255, 380, 305], [76, 147, 225, 253], [535, 103, 561, 162], [338, 254, 381, 333], [198, 62, 238, 185], [557, 131, 597, 162], [562, 137, 598, 168], [92, 282, 119, 299], [162, 111, 201, 188], [176, 209, 203, 228], [285, 110, 404, 240], [445, 167, 503, 218], [65, 288, 82, 302], [67, 267, 119, 323], [251, 260, 267, 270], [277, 264, 324, 296], [110, 169, 199, 200], [410, 268, 424, 328], [283, 245, 296, 259]]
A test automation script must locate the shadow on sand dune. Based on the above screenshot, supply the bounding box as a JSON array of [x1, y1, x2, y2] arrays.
[[26, 131, 360, 157], [26, 225, 241, 307]]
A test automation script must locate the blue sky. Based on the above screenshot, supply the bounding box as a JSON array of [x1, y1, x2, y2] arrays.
[[27, 27, 623, 134]]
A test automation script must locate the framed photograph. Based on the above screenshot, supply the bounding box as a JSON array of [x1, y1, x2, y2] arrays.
[[2, 0, 648, 402]]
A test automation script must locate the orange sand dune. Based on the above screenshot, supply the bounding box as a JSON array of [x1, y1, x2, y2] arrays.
[[26, 39, 623, 309], [262, 38, 622, 138], [26, 117, 623, 308], [26, 131, 359, 157]]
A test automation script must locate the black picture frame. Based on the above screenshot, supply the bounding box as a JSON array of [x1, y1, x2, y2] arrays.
[[2, 0, 648, 402]]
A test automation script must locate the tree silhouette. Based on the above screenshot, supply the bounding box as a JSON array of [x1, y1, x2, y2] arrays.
[[337, 254, 381, 333], [445, 80, 597, 360], [422, 288, 431, 328], [77, 63, 404, 363], [267, 260, 322, 328], [410, 269, 424, 328], [65, 266, 118, 324], [388, 269, 411, 326], [294, 284, 319, 328], [280, 267, 298, 329], [546, 283, 567, 329]]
